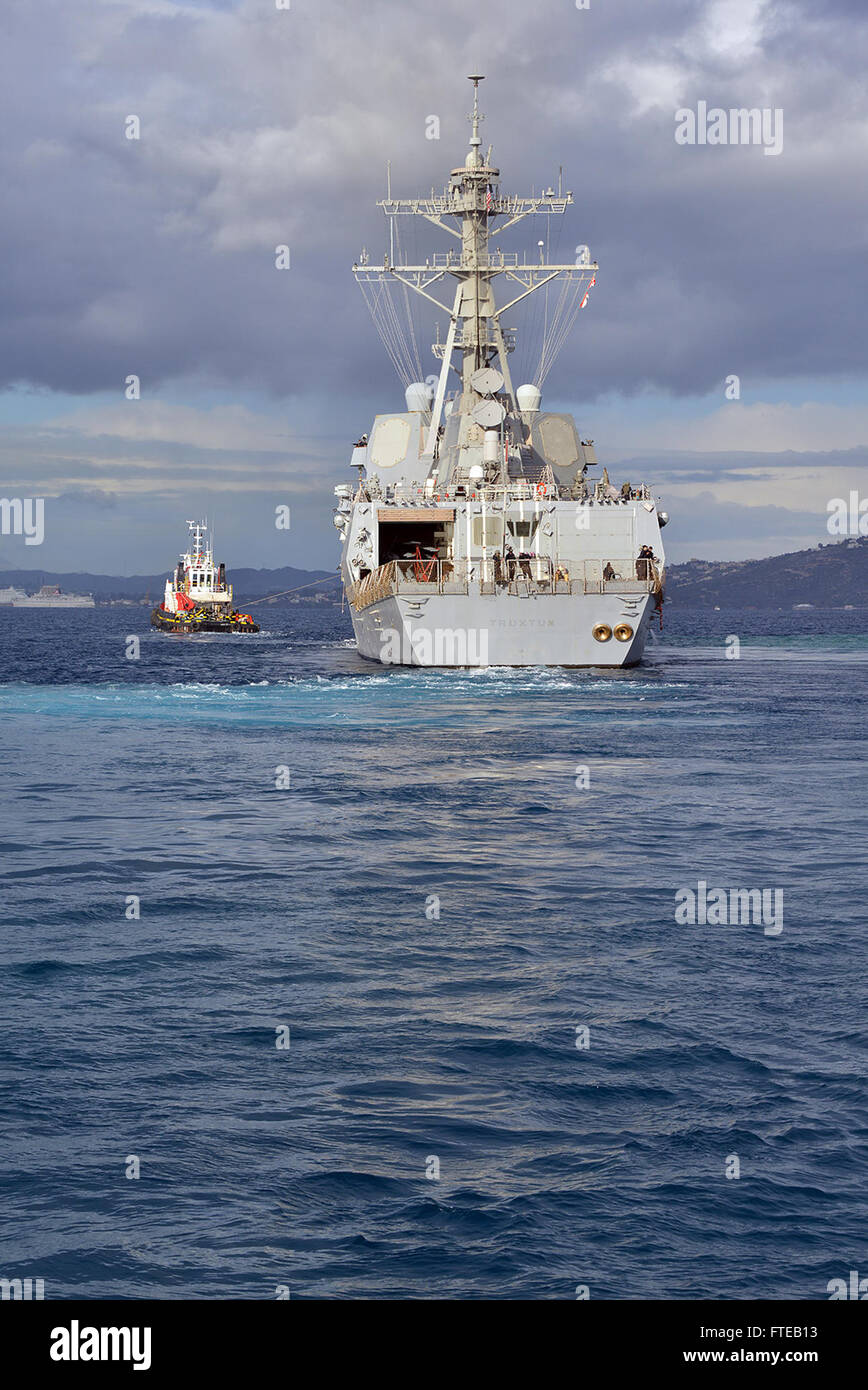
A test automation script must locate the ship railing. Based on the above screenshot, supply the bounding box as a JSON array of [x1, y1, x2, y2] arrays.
[[379, 482, 563, 507], [576, 559, 661, 594], [588, 485, 654, 503], [426, 251, 521, 269], [394, 559, 469, 596], [390, 557, 562, 595], [349, 558, 663, 611], [368, 482, 656, 507], [348, 561, 397, 611], [475, 556, 556, 594], [478, 557, 661, 595], [391, 557, 559, 596]]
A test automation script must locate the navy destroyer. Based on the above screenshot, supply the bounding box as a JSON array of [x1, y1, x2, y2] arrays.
[[335, 76, 667, 667]]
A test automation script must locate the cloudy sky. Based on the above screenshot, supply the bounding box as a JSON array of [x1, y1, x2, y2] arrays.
[[0, 0, 866, 573]]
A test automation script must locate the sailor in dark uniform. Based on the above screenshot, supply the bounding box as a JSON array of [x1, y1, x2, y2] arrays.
[[636, 544, 655, 580]]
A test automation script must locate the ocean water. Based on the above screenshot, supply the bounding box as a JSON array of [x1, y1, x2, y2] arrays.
[[1, 603, 866, 1300]]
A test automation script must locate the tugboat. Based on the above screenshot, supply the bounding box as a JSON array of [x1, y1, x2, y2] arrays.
[[150, 521, 259, 634]]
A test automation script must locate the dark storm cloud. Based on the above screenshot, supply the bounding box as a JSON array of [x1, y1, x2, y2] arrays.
[[1, 0, 866, 407]]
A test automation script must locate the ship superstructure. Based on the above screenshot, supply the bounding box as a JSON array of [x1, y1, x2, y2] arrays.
[[335, 76, 668, 667]]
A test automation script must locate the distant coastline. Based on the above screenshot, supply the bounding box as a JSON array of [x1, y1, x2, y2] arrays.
[[665, 536, 868, 608], [1, 537, 865, 609], [0, 564, 340, 606]]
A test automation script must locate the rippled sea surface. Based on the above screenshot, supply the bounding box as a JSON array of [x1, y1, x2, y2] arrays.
[[1, 603, 866, 1300]]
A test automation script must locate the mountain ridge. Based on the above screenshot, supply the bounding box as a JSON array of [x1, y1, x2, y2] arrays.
[[0, 565, 337, 602], [2, 537, 866, 607]]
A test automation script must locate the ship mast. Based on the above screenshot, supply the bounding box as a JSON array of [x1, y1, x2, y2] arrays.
[[353, 75, 598, 460], [186, 519, 209, 565]]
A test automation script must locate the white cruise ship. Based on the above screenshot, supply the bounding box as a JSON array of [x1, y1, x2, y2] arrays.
[[12, 585, 95, 608]]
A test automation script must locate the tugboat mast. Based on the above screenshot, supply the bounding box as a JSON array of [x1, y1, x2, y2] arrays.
[[186, 519, 208, 565]]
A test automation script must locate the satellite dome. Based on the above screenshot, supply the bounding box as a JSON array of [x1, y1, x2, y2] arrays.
[[516, 384, 542, 414], [405, 382, 430, 413]]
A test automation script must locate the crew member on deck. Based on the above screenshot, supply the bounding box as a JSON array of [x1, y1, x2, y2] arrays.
[[636, 544, 655, 580]]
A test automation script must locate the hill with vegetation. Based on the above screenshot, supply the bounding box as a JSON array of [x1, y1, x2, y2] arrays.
[[666, 537, 868, 608]]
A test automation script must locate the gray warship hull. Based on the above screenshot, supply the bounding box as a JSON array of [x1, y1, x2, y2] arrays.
[[349, 589, 656, 667]]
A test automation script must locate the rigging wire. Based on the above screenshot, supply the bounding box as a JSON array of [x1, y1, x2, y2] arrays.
[[356, 216, 427, 389], [357, 177, 590, 394], [357, 277, 415, 387], [534, 270, 593, 387], [246, 573, 341, 607], [395, 217, 423, 382]]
